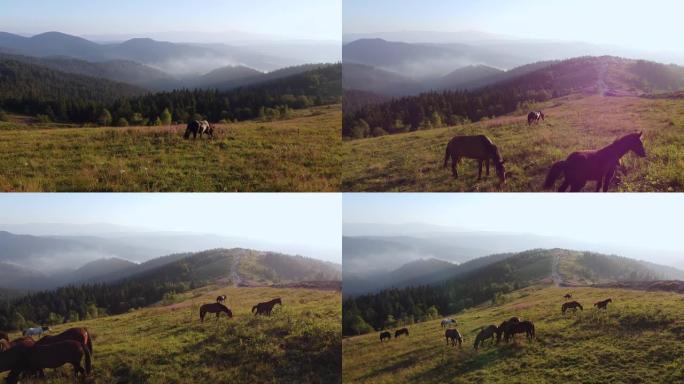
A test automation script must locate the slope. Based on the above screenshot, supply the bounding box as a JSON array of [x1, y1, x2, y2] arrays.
[[342, 284, 684, 383]]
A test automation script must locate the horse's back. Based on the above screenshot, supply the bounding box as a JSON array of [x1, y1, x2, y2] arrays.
[[449, 135, 495, 158]]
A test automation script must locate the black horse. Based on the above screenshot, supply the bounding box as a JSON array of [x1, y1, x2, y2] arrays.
[[379, 331, 391, 342], [394, 328, 409, 338]]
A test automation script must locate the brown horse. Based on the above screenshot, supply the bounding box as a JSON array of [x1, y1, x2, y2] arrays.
[[444, 328, 462, 346], [35, 327, 93, 356], [527, 111, 545, 125], [503, 320, 535, 342], [199, 303, 233, 322], [379, 331, 391, 342], [443, 135, 506, 183], [216, 295, 227, 304], [473, 325, 498, 349], [5, 340, 91, 384], [544, 132, 646, 192], [394, 328, 409, 338], [594, 298, 612, 310], [562, 301, 584, 314], [252, 298, 282, 316], [0, 339, 32, 375], [496, 317, 520, 343]]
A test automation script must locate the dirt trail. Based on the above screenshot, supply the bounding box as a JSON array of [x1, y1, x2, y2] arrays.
[[596, 60, 609, 96], [551, 254, 562, 287], [229, 254, 243, 286]]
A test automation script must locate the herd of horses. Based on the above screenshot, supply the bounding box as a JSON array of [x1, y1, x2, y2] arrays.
[[198, 295, 282, 323], [443, 110, 647, 192], [377, 292, 614, 351], [0, 327, 92, 383]]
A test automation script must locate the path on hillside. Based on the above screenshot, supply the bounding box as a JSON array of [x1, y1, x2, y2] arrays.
[[596, 60, 609, 96], [551, 254, 562, 286], [230, 255, 243, 286]]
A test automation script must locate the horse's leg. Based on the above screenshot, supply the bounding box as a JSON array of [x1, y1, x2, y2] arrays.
[[570, 180, 586, 192], [603, 168, 616, 192], [486, 159, 490, 177], [478, 160, 483, 179], [595, 177, 603, 192], [558, 179, 570, 192], [451, 155, 459, 178]]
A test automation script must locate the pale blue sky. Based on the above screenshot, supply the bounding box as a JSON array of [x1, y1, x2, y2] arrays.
[[344, 193, 684, 253], [0, 0, 341, 41], [0, 193, 341, 260], [344, 0, 684, 52]]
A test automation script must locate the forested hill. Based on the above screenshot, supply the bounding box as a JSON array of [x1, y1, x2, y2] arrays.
[[0, 62, 341, 125], [342, 248, 681, 335], [342, 56, 684, 138], [0, 248, 341, 331]]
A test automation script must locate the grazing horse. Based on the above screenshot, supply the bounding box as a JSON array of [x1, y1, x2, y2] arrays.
[[22, 326, 50, 338], [594, 298, 612, 310], [184, 120, 214, 139], [496, 317, 521, 343], [562, 301, 584, 314], [441, 318, 457, 328], [252, 298, 282, 316], [564, 293, 572, 299], [503, 320, 535, 342], [216, 295, 227, 305], [444, 328, 462, 347], [0, 339, 32, 375], [527, 111, 545, 125], [379, 331, 391, 342], [35, 328, 93, 356], [5, 340, 91, 384], [544, 132, 646, 192], [443, 135, 506, 183], [394, 328, 409, 338], [473, 325, 498, 349], [199, 303, 233, 322]]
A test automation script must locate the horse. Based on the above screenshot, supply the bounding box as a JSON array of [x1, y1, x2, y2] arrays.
[[394, 328, 409, 338], [594, 298, 612, 310], [496, 317, 520, 343], [544, 132, 646, 192], [564, 293, 572, 299], [443, 135, 506, 183], [473, 325, 498, 349], [441, 318, 457, 328], [379, 331, 391, 342], [22, 326, 50, 338], [0, 338, 33, 375], [562, 301, 584, 314], [184, 120, 214, 139], [35, 328, 93, 356], [5, 340, 91, 384], [444, 328, 462, 347], [199, 303, 233, 322], [503, 320, 535, 342], [527, 111, 545, 125], [216, 295, 227, 305], [252, 298, 282, 316]]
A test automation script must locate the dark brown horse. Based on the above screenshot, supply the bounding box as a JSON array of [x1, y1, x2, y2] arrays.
[[35, 327, 93, 356], [503, 320, 535, 342], [252, 298, 282, 316], [444, 328, 462, 346], [443, 135, 506, 183], [5, 340, 91, 384], [527, 111, 545, 125], [379, 331, 391, 342], [473, 325, 498, 349], [564, 293, 572, 299], [394, 328, 409, 338], [594, 298, 612, 310], [200, 303, 233, 322], [544, 132, 646, 192], [562, 301, 583, 314], [0, 339, 32, 375], [496, 317, 520, 343]]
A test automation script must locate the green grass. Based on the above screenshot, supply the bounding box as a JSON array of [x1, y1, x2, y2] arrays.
[[3, 285, 341, 384], [342, 284, 684, 383], [0, 105, 341, 191], [342, 95, 684, 191]]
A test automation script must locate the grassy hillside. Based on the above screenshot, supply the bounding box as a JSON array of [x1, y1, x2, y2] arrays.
[[0, 105, 341, 191], [2, 284, 341, 383], [342, 95, 684, 191], [342, 284, 684, 383]]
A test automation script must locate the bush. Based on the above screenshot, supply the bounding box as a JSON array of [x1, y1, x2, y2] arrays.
[[116, 117, 129, 127]]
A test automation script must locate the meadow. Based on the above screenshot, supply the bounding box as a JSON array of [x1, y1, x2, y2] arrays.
[[2, 284, 342, 384], [342, 95, 684, 191], [0, 105, 341, 192], [342, 284, 684, 383]]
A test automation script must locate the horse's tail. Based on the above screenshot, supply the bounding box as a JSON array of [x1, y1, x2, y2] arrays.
[[543, 160, 566, 189], [86, 329, 93, 356], [443, 141, 451, 168], [83, 341, 92, 375]]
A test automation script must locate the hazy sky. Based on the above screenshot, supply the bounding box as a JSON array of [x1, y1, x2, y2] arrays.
[[344, 193, 684, 253], [0, 0, 341, 41], [344, 0, 684, 52], [0, 193, 341, 261]]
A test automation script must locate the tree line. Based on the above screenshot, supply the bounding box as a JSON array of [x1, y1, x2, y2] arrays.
[[0, 60, 341, 126]]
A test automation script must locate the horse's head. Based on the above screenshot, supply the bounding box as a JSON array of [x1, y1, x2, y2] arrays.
[[628, 132, 646, 157], [495, 160, 506, 184]]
